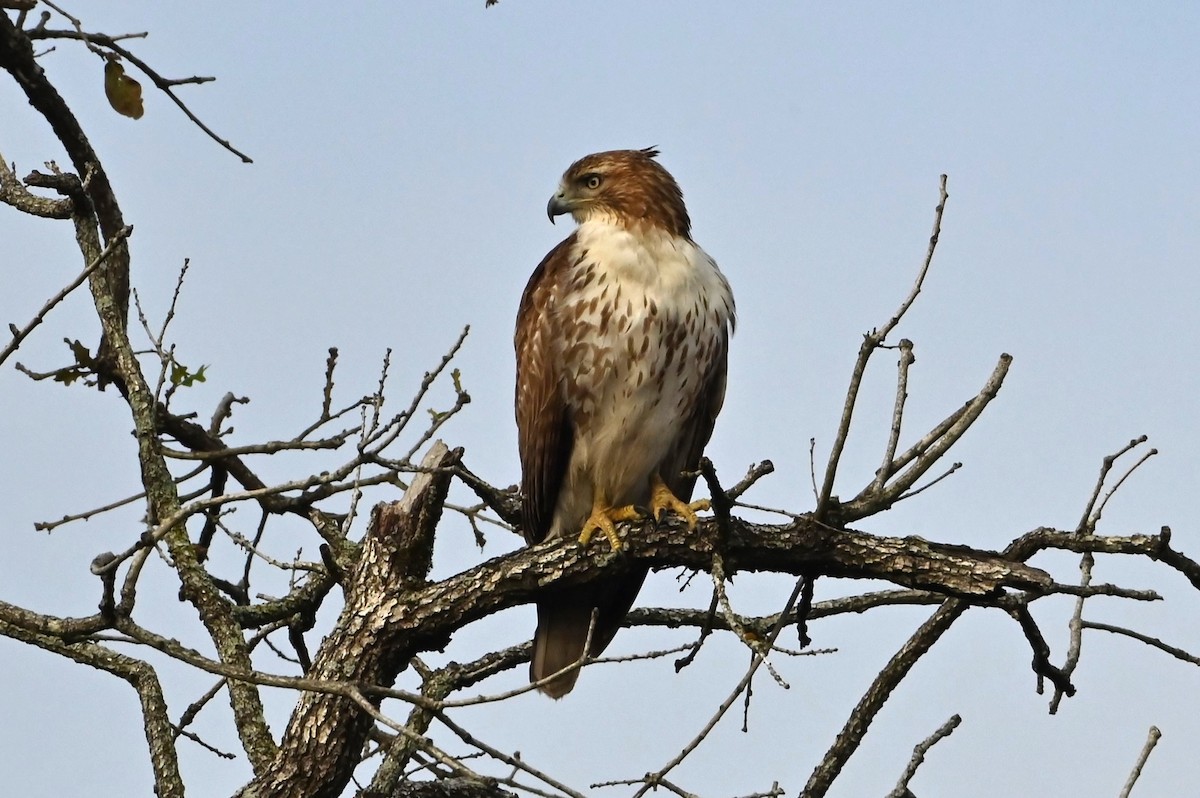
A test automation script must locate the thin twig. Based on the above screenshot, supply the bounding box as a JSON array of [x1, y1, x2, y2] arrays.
[[364, 326, 469, 453], [345, 689, 490, 785], [873, 338, 915, 492], [886, 714, 961, 798], [30, 14, 251, 161], [1051, 550, 1091, 714], [807, 438, 819, 503], [816, 175, 949, 517], [1118, 726, 1161, 798], [673, 591, 720, 671], [1074, 436, 1147, 534], [1089, 447, 1157, 531], [35, 461, 207, 532], [1057, 438, 1154, 711], [635, 577, 808, 798], [160, 435, 350, 460], [709, 552, 788, 687], [895, 461, 961, 501], [434, 711, 588, 798], [1082, 621, 1200, 667], [0, 225, 132, 367], [726, 460, 775, 501], [840, 353, 1010, 522]]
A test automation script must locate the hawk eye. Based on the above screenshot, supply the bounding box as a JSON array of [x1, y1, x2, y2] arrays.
[[583, 174, 602, 190]]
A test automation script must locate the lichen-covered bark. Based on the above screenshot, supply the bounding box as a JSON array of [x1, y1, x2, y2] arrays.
[[242, 442, 459, 798], [0, 616, 185, 798]]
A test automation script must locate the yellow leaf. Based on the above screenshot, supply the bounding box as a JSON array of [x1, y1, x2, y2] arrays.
[[104, 60, 144, 120]]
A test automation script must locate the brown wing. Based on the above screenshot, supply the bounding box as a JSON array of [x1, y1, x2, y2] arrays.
[[659, 331, 730, 501], [515, 234, 577, 544]]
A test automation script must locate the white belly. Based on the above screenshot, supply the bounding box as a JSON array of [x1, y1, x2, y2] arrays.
[[548, 221, 734, 538]]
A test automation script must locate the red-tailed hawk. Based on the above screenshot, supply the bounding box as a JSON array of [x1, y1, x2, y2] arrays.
[[515, 148, 735, 697]]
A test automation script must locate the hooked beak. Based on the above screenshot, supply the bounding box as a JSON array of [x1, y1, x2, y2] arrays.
[[546, 191, 572, 224]]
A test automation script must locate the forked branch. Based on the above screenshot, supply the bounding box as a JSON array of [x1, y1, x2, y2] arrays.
[[816, 174, 950, 518]]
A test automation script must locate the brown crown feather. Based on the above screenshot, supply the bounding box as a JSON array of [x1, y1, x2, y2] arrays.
[[562, 147, 691, 239]]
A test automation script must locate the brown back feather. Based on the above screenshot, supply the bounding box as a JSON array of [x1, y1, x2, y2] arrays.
[[514, 235, 576, 544]]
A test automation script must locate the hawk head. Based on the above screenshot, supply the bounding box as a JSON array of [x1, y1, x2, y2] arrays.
[[546, 147, 691, 239]]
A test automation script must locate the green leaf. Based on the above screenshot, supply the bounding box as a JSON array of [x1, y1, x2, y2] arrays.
[[53, 367, 85, 386], [65, 338, 96, 368], [169, 361, 208, 388]]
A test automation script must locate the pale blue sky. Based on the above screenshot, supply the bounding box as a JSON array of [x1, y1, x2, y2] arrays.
[[2, 3, 1198, 796]]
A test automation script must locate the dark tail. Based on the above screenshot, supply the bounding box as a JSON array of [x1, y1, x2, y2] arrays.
[[530, 571, 647, 698]]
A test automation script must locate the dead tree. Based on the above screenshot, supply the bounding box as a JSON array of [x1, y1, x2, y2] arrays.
[[1, 7, 1195, 798]]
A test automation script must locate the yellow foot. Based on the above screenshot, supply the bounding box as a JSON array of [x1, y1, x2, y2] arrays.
[[578, 504, 643, 550], [650, 475, 709, 531]]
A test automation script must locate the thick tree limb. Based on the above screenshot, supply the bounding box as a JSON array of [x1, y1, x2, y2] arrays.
[[388, 780, 517, 798], [231, 510, 1175, 798], [0, 617, 185, 798], [241, 442, 460, 798], [2, 440, 1183, 798]]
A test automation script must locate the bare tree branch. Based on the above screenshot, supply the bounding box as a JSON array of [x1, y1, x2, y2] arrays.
[[0, 149, 71, 216], [0, 616, 185, 798], [802, 600, 965, 798], [1081, 621, 1200, 667], [0, 223, 132, 367], [817, 175, 949, 517], [1008, 605, 1075, 698], [1118, 726, 1161, 798], [28, 7, 251, 162], [886, 714, 961, 798], [839, 352, 1011, 522], [872, 338, 915, 495], [243, 442, 459, 798]]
